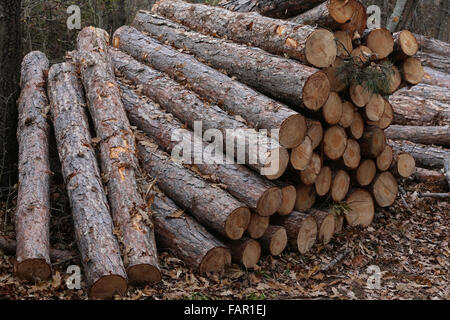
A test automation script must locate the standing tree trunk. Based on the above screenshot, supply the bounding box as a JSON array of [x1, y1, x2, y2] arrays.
[[15, 51, 51, 281], [386, 0, 408, 32], [0, 0, 21, 197], [436, 0, 449, 41]]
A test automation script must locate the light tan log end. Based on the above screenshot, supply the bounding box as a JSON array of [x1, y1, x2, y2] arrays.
[[263, 146, 290, 180], [303, 71, 331, 110], [225, 207, 251, 240], [396, 153, 416, 178], [295, 184, 316, 211], [397, 30, 419, 57], [277, 185, 297, 216], [377, 145, 394, 171], [247, 212, 270, 239], [319, 214, 336, 245], [356, 159, 377, 186], [290, 136, 313, 170], [323, 125, 348, 160], [306, 120, 323, 149], [241, 240, 261, 269], [305, 29, 337, 68], [257, 187, 283, 217], [331, 170, 350, 202], [339, 101, 355, 128], [89, 275, 128, 300], [322, 92, 343, 125], [279, 114, 307, 149], [366, 28, 394, 59], [343, 138, 361, 169], [200, 247, 232, 274], [350, 111, 364, 139], [373, 172, 398, 207], [297, 216, 317, 254], [315, 166, 332, 196], [346, 189, 375, 227], [268, 227, 288, 256], [403, 57, 424, 85]]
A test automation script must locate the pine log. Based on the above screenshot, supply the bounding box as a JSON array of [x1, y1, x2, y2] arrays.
[[132, 12, 331, 111], [289, 0, 357, 30], [272, 211, 317, 254], [386, 66, 402, 94], [290, 136, 313, 171], [300, 152, 322, 185], [371, 172, 398, 207], [389, 84, 450, 126], [247, 212, 270, 239], [339, 101, 355, 128], [349, 111, 364, 139], [273, 181, 297, 216], [376, 144, 394, 172], [391, 152, 416, 178], [150, 192, 231, 273], [315, 166, 332, 196], [351, 45, 373, 66], [392, 30, 419, 60], [323, 57, 347, 93], [221, 0, 327, 18], [322, 92, 343, 125], [339, 0, 367, 35], [342, 138, 361, 170], [152, 0, 337, 68], [331, 169, 350, 202], [110, 49, 289, 180], [48, 62, 127, 299], [306, 120, 324, 150], [345, 189, 374, 227], [385, 125, 450, 147], [310, 209, 335, 245], [294, 184, 316, 211], [414, 33, 450, 72], [414, 168, 447, 190], [224, 237, 261, 269], [349, 82, 371, 107], [259, 225, 287, 256], [137, 135, 251, 240], [389, 139, 450, 170], [335, 31, 353, 58], [112, 26, 306, 149], [119, 83, 282, 217], [365, 94, 385, 122], [367, 99, 393, 129], [364, 28, 394, 60], [323, 126, 348, 160], [359, 126, 386, 158], [15, 51, 52, 281], [75, 27, 160, 285], [402, 57, 424, 85], [422, 67, 450, 89], [355, 159, 377, 186]]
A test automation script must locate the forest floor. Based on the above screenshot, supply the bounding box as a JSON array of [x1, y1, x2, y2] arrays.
[[0, 177, 448, 300]]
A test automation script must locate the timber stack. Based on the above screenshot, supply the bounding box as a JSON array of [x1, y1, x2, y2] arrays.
[[4, 0, 448, 299]]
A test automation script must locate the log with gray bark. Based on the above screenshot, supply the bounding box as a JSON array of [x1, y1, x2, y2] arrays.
[[132, 11, 331, 111], [110, 49, 289, 180], [414, 33, 450, 72], [118, 82, 282, 217], [48, 62, 127, 299], [221, 0, 326, 18], [149, 191, 232, 273], [137, 134, 251, 240], [75, 27, 160, 285], [389, 140, 450, 170], [422, 67, 450, 89], [385, 125, 450, 147], [15, 51, 52, 281], [152, 0, 337, 68]]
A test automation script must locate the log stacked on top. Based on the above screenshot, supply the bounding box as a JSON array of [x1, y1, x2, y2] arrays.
[[11, 0, 448, 299]]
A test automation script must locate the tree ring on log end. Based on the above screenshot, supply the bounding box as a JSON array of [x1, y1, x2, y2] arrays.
[[346, 189, 374, 227], [330, 0, 356, 24], [366, 28, 394, 60], [373, 172, 398, 207], [15, 259, 51, 281], [297, 216, 317, 254], [331, 170, 350, 202], [305, 29, 337, 68], [247, 213, 269, 239], [303, 71, 331, 110], [279, 114, 307, 149], [398, 30, 419, 57], [225, 207, 251, 240], [277, 185, 296, 216], [241, 240, 261, 269], [262, 147, 290, 180], [257, 187, 282, 217], [323, 126, 347, 160], [127, 264, 161, 285], [319, 214, 336, 245], [397, 153, 416, 178], [269, 228, 287, 256], [89, 275, 128, 300], [403, 57, 424, 85], [291, 136, 313, 170], [199, 247, 231, 273]]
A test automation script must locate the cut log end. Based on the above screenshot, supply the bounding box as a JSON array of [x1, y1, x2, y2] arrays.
[[315, 166, 332, 196], [225, 207, 251, 240], [396, 153, 416, 178], [291, 136, 313, 170], [402, 57, 424, 85], [343, 138, 361, 169], [352, 46, 373, 66], [295, 184, 316, 211], [360, 127, 386, 158], [330, 0, 356, 24], [397, 30, 419, 57], [319, 214, 336, 245], [377, 145, 394, 171], [300, 152, 322, 185], [356, 159, 377, 186], [334, 215, 344, 233], [263, 147, 290, 180], [268, 227, 288, 256], [257, 187, 283, 217], [15, 259, 52, 281], [387, 66, 402, 94], [127, 264, 162, 285], [277, 185, 297, 216], [322, 92, 343, 125], [334, 30, 353, 57], [323, 126, 348, 160], [302, 71, 331, 111], [305, 29, 337, 68], [372, 172, 398, 207], [366, 28, 394, 60], [323, 57, 346, 93], [331, 170, 350, 202], [279, 114, 307, 149], [346, 189, 375, 227], [369, 99, 393, 129], [89, 275, 128, 300], [199, 248, 232, 274], [365, 94, 385, 121], [350, 82, 370, 107], [247, 212, 270, 239], [340, 0, 367, 35], [297, 216, 317, 254], [240, 240, 261, 269], [306, 120, 323, 150], [350, 111, 364, 139], [339, 101, 355, 128]]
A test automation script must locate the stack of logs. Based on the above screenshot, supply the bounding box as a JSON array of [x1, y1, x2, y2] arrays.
[[5, 0, 449, 299]]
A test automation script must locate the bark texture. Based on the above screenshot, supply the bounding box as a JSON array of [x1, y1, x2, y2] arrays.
[[48, 62, 127, 299], [137, 134, 250, 240], [119, 83, 281, 217], [152, 0, 337, 67], [389, 140, 450, 170], [422, 67, 450, 89], [111, 49, 288, 179], [414, 33, 450, 72], [15, 51, 51, 281], [75, 27, 160, 285], [385, 125, 450, 147], [150, 191, 231, 273], [132, 11, 330, 110]]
